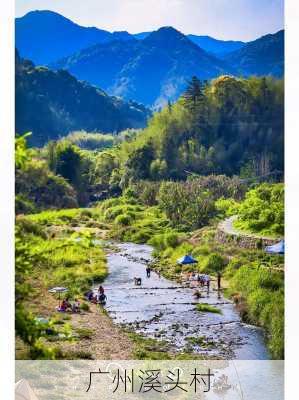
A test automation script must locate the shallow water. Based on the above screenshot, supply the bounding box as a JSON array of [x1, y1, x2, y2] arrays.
[[98, 242, 269, 359]]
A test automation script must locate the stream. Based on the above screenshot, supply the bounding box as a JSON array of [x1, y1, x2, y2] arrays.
[[96, 242, 269, 360]]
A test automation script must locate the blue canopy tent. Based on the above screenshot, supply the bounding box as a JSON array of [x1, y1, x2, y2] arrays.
[[265, 240, 285, 254], [177, 255, 197, 265]]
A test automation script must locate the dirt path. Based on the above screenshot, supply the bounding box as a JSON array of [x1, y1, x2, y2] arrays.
[[59, 304, 134, 359], [219, 215, 279, 241], [20, 276, 134, 360]]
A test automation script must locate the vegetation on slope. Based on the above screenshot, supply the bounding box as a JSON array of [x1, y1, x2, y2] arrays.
[[15, 212, 108, 359], [234, 183, 284, 237], [15, 50, 149, 146]]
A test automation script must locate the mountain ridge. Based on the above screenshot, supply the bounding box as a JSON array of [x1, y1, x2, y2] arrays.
[[224, 30, 284, 77], [52, 26, 232, 107], [16, 10, 284, 108], [16, 10, 275, 63], [16, 10, 135, 65]]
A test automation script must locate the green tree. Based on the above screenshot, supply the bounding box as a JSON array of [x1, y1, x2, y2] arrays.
[[202, 253, 228, 290], [55, 141, 82, 186]]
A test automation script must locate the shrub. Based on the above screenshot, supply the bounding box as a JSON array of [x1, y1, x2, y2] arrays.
[[15, 194, 36, 214], [80, 302, 90, 312], [131, 229, 152, 243], [115, 214, 132, 226], [75, 327, 94, 339], [235, 183, 284, 237], [215, 197, 240, 218], [201, 253, 228, 274], [164, 232, 180, 248]]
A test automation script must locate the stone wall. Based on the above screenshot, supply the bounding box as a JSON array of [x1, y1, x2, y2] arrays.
[[215, 227, 279, 250]]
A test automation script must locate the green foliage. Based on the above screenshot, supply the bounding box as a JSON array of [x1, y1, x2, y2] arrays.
[[201, 253, 228, 274], [51, 141, 82, 186], [15, 133, 32, 169], [17, 215, 107, 289], [125, 141, 155, 180], [80, 302, 90, 312], [230, 265, 284, 358], [100, 196, 171, 244], [75, 327, 94, 339], [109, 76, 283, 183], [114, 214, 133, 226], [196, 303, 222, 314], [235, 183, 284, 236], [16, 52, 148, 147], [215, 198, 240, 218], [65, 131, 115, 151], [148, 232, 183, 252], [16, 136, 78, 214], [15, 194, 37, 214], [158, 181, 216, 230]]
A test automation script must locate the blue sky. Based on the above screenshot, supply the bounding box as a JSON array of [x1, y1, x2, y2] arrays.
[[15, 0, 284, 41]]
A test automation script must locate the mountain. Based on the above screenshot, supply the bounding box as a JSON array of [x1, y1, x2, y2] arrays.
[[15, 51, 149, 146], [224, 30, 284, 77], [15, 10, 134, 65], [52, 39, 140, 93], [133, 32, 152, 40], [187, 35, 245, 57], [133, 32, 245, 57], [16, 11, 284, 108], [53, 27, 231, 107]]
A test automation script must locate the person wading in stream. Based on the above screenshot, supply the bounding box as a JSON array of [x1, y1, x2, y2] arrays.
[[217, 272, 221, 291], [206, 275, 210, 294], [146, 266, 151, 278]]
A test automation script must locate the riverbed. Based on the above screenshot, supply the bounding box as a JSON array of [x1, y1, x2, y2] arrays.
[[98, 242, 269, 360]]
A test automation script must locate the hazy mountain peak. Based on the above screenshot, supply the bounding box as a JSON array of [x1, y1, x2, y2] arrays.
[[144, 26, 187, 44]]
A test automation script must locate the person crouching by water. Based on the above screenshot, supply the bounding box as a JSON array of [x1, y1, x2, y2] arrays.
[[72, 298, 80, 313], [97, 286, 107, 304], [146, 266, 151, 278], [98, 285, 105, 296], [60, 297, 72, 312]]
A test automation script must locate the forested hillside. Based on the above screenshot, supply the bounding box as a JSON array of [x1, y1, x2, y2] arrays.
[[113, 75, 284, 183], [16, 75, 284, 212], [52, 27, 230, 108], [15, 51, 149, 146], [225, 30, 284, 77]]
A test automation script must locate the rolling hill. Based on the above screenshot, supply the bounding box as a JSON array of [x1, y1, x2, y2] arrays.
[[15, 51, 149, 146]]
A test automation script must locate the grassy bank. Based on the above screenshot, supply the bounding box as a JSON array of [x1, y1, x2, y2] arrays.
[[16, 211, 115, 359]]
